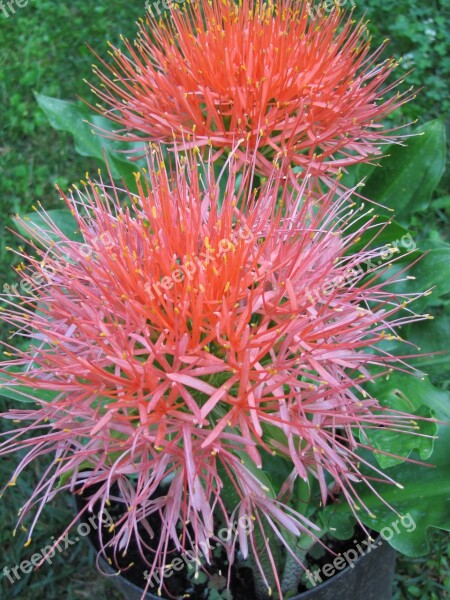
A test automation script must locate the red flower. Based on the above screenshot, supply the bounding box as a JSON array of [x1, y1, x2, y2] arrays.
[[89, 0, 410, 183], [0, 150, 429, 597]]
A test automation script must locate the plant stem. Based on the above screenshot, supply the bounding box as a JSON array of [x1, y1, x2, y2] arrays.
[[280, 535, 316, 597], [247, 519, 281, 600]]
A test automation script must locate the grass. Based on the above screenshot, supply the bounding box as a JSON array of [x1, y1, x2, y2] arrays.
[[0, 1, 449, 599], [0, 0, 144, 338]]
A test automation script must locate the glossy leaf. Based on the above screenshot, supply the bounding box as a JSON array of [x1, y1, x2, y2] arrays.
[[319, 509, 356, 541], [362, 119, 446, 218], [404, 246, 450, 309], [374, 244, 450, 312], [35, 93, 138, 189], [326, 380, 450, 556], [362, 372, 437, 468], [432, 196, 450, 211], [0, 373, 59, 403], [14, 208, 83, 244], [403, 316, 450, 381], [344, 212, 413, 255]]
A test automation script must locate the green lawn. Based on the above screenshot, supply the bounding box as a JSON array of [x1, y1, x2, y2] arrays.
[[0, 1, 449, 599]]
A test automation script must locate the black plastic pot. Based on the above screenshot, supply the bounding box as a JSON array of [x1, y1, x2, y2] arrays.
[[88, 528, 396, 600], [74, 483, 396, 600]]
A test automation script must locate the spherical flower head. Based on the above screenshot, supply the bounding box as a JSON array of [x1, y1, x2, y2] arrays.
[[0, 150, 430, 596], [89, 0, 411, 184]]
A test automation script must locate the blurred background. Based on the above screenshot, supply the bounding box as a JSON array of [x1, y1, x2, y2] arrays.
[[0, 1, 449, 598]]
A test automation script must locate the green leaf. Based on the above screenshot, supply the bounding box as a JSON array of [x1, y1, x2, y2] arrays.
[[14, 209, 83, 244], [375, 244, 450, 312], [362, 372, 438, 467], [326, 382, 450, 556], [432, 196, 450, 211], [35, 93, 138, 189], [35, 94, 103, 158], [339, 161, 378, 191], [362, 119, 446, 218], [216, 460, 242, 511], [361, 405, 436, 469], [237, 450, 276, 499], [404, 246, 450, 309], [57, 460, 94, 488], [344, 213, 412, 255], [262, 449, 293, 497], [319, 509, 356, 541], [0, 373, 59, 403], [403, 316, 450, 381]]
